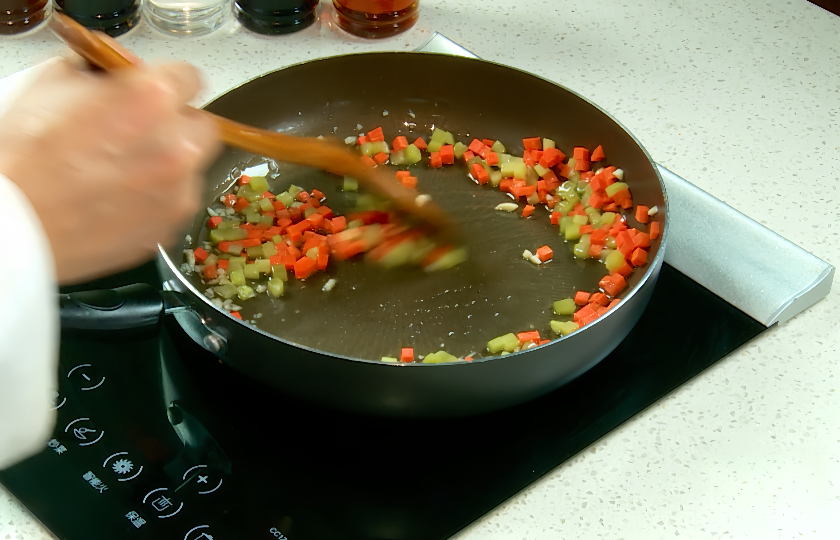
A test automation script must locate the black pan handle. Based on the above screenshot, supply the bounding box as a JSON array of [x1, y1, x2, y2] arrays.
[[59, 283, 164, 330]]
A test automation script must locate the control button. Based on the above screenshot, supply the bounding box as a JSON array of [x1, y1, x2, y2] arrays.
[[184, 525, 214, 540], [103, 451, 144, 482], [64, 417, 104, 446], [67, 364, 105, 391], [181, 464, 223, 495], [143, 487, 184, 519], [50, 390, 66, 410]]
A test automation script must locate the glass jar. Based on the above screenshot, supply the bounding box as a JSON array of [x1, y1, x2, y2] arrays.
[[234, 0, 318, 35], [1, 0, 49, 35], [332, 0, 418, 39], [55, 0, 141, 37], [143, 0, 231, 36]]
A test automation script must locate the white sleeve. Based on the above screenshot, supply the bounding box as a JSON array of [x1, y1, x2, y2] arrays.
[[0, 173, 59, 470]]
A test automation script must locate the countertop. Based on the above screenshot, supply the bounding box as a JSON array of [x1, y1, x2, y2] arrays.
[[1, 0, 839, 538]]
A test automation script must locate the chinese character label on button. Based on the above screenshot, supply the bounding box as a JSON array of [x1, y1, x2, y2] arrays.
[[47, 439, 68, 454], [126, 511, 146, 529], [82, 471, 107, 493]]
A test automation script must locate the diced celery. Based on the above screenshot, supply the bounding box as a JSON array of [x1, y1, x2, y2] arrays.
[[534, 163, 549, 177], [605, 182, 629, 198], [605, 250, 626, 272], [240, 186, 262, 203], [262, 242, 277, 258], [244, 210, 260, 224], [427, 140, 443, 153], [423, 351, 458, 364], [230, 270, 245, 287], [304, 206, 318, 217], [543, 138, 556, 149], [550, 320, 580, 336], [343, 176, 359, 192], [255, 259, 271, 274], [600, 212, 616, 226], [224, 243, 243, 255], [491, 140, 506, 154], [573, 239, 591, 258], [553, 298, 577, 315], [288, 185, 303, 197], [381, 356, 398, 362], [228, 260, 244, 273], [209, 228, 247, 243], [567, 157, 577, 170], [216, 220, 236, 229], [559, 216, 573, 234], [390, 149, 407, 166], [205, 254, 219, 267], [487, 333, 519, 354], [246, 245, 263, 259], [430, 128, 448, 143], [557, 180, 576, 197], [424, 247, 468, 272], [606, 235, 617, 249], [359, 142, 374, 156], [229, 256, 246, 265], [237, 285, 255, 300], [214, 283, 238, 299], [249, 176, 269, 194], [556, 200, 574, 214], [453, 142, 468, 159], [443, 131, 455, 145], [271, 266, 287, 281], [572, 214, 589, 225], [272, 235, 283, 244], [512, 162, 527, 179], [376, 240, 415, 268], [587, 209, 602, 228], [489, 170, 502, 187], [243, 264, 260, 280], [526, 166, 539, 185], [267, 278, 284, 298], [404, 143, 422, 164], [306, 247, 319, 260], [370, 141, 390, 155], [526, 191, 540, 205], [564, 223, 581, 241], [499, 153, 512, 165], [276, 191, 294, 207], [259, 215, 273, 228], [258, 198, 274, 212]]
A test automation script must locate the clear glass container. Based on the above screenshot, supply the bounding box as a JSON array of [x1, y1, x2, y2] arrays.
[[143, 0, 231, 36], [234, 0, 318, 35], [54, 0, 140, 37], [1, 0, 50, 35], [332, 0, 418, 39]]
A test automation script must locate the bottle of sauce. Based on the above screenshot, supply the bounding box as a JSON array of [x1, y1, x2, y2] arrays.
[[235, 0, 319, 35], [1, 0, 49, 35], [54, 0, 140, 37], [332, 0, 418, 39]]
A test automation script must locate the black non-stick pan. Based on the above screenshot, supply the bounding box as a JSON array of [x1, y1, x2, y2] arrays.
[[61, 52, 668, 417]]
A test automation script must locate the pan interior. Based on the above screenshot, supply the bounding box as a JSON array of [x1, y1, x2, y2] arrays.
[[169, 53, 665, 362]]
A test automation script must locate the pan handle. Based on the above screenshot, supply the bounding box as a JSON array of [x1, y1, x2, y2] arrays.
[[60, 283, 179, 330]]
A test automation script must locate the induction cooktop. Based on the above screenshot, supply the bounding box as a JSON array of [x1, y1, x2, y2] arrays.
[[0, 260, 765, 540]]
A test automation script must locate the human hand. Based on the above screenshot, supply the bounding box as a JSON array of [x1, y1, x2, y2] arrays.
[[0, 57, 220, 284]]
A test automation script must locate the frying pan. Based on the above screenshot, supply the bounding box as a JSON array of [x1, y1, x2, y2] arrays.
[[60, 52, 668, 417]]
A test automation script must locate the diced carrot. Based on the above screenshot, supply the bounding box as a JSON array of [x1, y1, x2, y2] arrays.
[[193, 247, 209, 263], [464, 356, 474, 362], [579, 224, 593, 235], [428, 151, 443, 168], [311, 189, 325, 201], [650, 221, 661, 240], [594, 305, 609, 316], [238, 174, 251, 186], [602, 202, 619, 212], [574, 291, 591, 305], [360, 155, 377, 168], [316, 206, 333, 220], [523, 137, 542, 150], [471, 163, 489, 185], [331, 216, 346, 233], [482, 138, 495, 147], [590, 292, 609, 306], [550, 211, 562, 225], [536, 245, 553, 261], [635, 205, 650, 224], [620, 197, 633, 210], [392, 136, 408, 152], [468, 139, 484, 154], [542, 147, 565, 167], [579, 312, 599, 326], [234, 197, 250, 212], [539, 339, 551, 345], [573, 147, 589, 161], [599, 274, 627, 296], [395, 170, 411, 178], [542, 169, 560, 190], [367, 126, 385, 142], [400, 176, 418, 189], [522, 204, 535, 218], [499, 178, 513, 193], [575, 159, 590, 172], [401, 348, 414, 363], [223, 193, 237, 207], [608, 299, 621, 309], [373, 152, 389, 165], [305, 213, 324, 229], [587, 191, 607, 210], [317, 248, 329, 271], [477, 145, 491, 159], [580, 171, 594, 182], [486, 152, 499, 166], [630, 247, 648, 267], [217, 259, 229, 270], [558, 163, 573, 178], [413, 137, 427, 151], [588, 243, 604, 257], [573, 304, 597, 322], [230, 311, 243, 320], [517, 330, 541, 343], [207, 216, 223, 229], [590, 229, 608, 244], [439, 144, 455, 165], [203, 264, 218, 280], [246, 229, 262, 239], [294, 256, 318, 280], [218, 241, 241, 254], [590, 145, 605, 162], [287, 221, 312, 242], [288, 244, 302, 260], [613, 260, 634, 276], [277, 217, 293, 231], [357, 135, 369, 145], [632, 232, 651, 249], [531, 150, 544, 163], [462, 150, 475, 162]]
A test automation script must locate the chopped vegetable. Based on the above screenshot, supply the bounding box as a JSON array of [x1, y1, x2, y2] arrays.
[[522, 204, 535, 217], [553, 298, 576, 315], [495, 202, 519, 212], [535, 245, 553, 262], [401, 348, 414, 363], [487, 333, 519, 354], [550, 320, 579, 336]]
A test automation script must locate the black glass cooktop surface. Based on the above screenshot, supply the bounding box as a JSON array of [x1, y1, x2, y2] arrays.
[[0, 262, 765, 540]]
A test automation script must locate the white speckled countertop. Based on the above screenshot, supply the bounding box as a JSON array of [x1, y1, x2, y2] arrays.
[[1, 0, 839, 538]]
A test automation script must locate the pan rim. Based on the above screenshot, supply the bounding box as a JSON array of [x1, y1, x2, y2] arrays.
[[158, 51, 670, 367]]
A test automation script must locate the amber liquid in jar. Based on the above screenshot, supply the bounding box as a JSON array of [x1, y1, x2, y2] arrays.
[[333, 0, 418, 39], [54, 0, 140, 37], [1, 0, 48, 35]]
